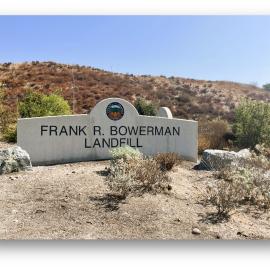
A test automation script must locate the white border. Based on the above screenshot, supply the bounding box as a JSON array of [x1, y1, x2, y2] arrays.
[[0, 0, 270, 14], [1, 241, 270, 270], [0, 1, 269, 269]]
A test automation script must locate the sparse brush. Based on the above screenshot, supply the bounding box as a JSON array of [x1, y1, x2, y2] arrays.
[[206, 178, 244, 216], [154, 152, 181, 171], [106, 148, 172, 198], [198, 119, 230, 154], [198, 135, 212, 154], [207, 161, 270, 217], [110, 145, 142, 161]]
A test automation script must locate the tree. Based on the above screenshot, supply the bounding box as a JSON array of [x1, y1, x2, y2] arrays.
[[134, 98, 157, 116], [19, 90, 71, 118], [263, 83, 270, 91], [233, 99, 270, 148]]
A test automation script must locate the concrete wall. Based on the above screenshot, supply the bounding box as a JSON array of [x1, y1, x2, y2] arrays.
[[17, 98, 198, 165]]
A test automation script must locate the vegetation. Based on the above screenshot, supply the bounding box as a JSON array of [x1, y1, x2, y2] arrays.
[[198, 119, 230, 154], [0, 84, 18, 142], [0, 88, 72, 142], [134, 98, 158, 116], [110, 145, 142, 161], [206, 146, 270, 218], [106, 147, 172, 198], [154, 152, 181, 171], [233, 99, 270, 148], [19, 89, 71, 118], [263, 83, 270, 91], [2, 124, 17, 143], [1, 62, 270, 121]]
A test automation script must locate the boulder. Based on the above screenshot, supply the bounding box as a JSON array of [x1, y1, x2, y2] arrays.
[[237, 149, 252, 159], [0, 146, 32, 174], [198, 149, 251, 171]]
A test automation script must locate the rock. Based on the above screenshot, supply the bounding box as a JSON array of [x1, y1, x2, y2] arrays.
[[0, 146, 32, 175], [192, 228, 201, 235], [198, 149, 251, 171], [237, 231, 248, 238], [237, 149, 252, 159], [35, 209, 46, 214]]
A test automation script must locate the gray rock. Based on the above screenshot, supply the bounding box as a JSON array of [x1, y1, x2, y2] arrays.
[[237, 149, 252, 159], [192, 228, 201, 235], [0, 146, 32, 174], [198, 149, 251, 171]]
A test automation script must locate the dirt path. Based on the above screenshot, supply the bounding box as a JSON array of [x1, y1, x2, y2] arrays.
[[0, 158, 269, 240]]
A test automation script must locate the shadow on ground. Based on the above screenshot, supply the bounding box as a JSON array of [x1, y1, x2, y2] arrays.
[[95, 169, 109, 177], [198, 212, 230, 224], [89, 194, 126, 211]]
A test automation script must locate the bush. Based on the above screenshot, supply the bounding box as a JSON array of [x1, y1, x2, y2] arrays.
[[134, 98, 157, 116], [234, 99, 270, 148], [207, 175, 246, 216], [106, 147, 171, 198], [154, 152, 181, 171], [263, 83, 270, 91], [198, 119, 230, 154], [0, 109, 17, 133], [207, 159, 270, 217], [0, 84, 18, 142], [110, 145, 142, 161], [19, 90, 71, 118], [2, 124, 17, 143]]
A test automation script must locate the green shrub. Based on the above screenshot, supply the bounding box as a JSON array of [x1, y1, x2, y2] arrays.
[[207, 162, 270, 217], [0, 84, 18, 142], [106, 147, 172, 198], [263, 83, 270, 91], [233, 99, 270, 148], [134, 98, 157, 116], [110, 145, 142, 161], [154, 152, 181, 171], [19, 90, 71, 118], [2, 124, 17, 142]]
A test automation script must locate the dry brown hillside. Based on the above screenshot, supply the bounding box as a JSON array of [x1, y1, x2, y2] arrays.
[[1, 61, 270, 122]]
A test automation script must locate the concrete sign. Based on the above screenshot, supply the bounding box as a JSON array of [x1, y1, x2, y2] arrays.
[[17, 98, 198, 165]]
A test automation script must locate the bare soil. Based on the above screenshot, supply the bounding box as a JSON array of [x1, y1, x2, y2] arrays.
[[0, 155, 270, 240]]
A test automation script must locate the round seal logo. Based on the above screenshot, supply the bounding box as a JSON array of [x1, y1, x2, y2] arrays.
[[106, 102, 124, 121]]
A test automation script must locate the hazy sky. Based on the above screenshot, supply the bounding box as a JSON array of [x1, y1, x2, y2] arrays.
[[0, 16, 269, 86]]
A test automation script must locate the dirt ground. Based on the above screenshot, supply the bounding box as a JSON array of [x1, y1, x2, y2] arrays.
[[1, 145, 270, 239]]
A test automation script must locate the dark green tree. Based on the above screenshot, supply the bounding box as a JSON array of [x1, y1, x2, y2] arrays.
[[134, 98, 157, 116], [19, 89, 71, 118], [263, 83, 270, 91]]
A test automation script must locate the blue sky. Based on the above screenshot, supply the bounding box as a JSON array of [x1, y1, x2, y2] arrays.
[[0, 16, 269, 86]]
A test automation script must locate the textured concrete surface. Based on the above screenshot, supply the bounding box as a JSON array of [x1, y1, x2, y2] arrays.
[[17, 98, 198, 165]]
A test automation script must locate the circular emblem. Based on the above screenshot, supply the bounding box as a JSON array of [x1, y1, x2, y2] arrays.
[[106, 102, 124, 121]]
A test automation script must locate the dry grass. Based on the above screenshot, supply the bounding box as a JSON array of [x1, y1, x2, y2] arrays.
[[154, 152, 181, 171], [198, 119, 230, 154], [206, 156, 270, 218], [106, 156, 172, 198], [0, 61, 270, 120]]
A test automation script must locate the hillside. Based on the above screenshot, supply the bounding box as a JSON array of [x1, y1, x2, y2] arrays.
[[1, 61, 270, 121]]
